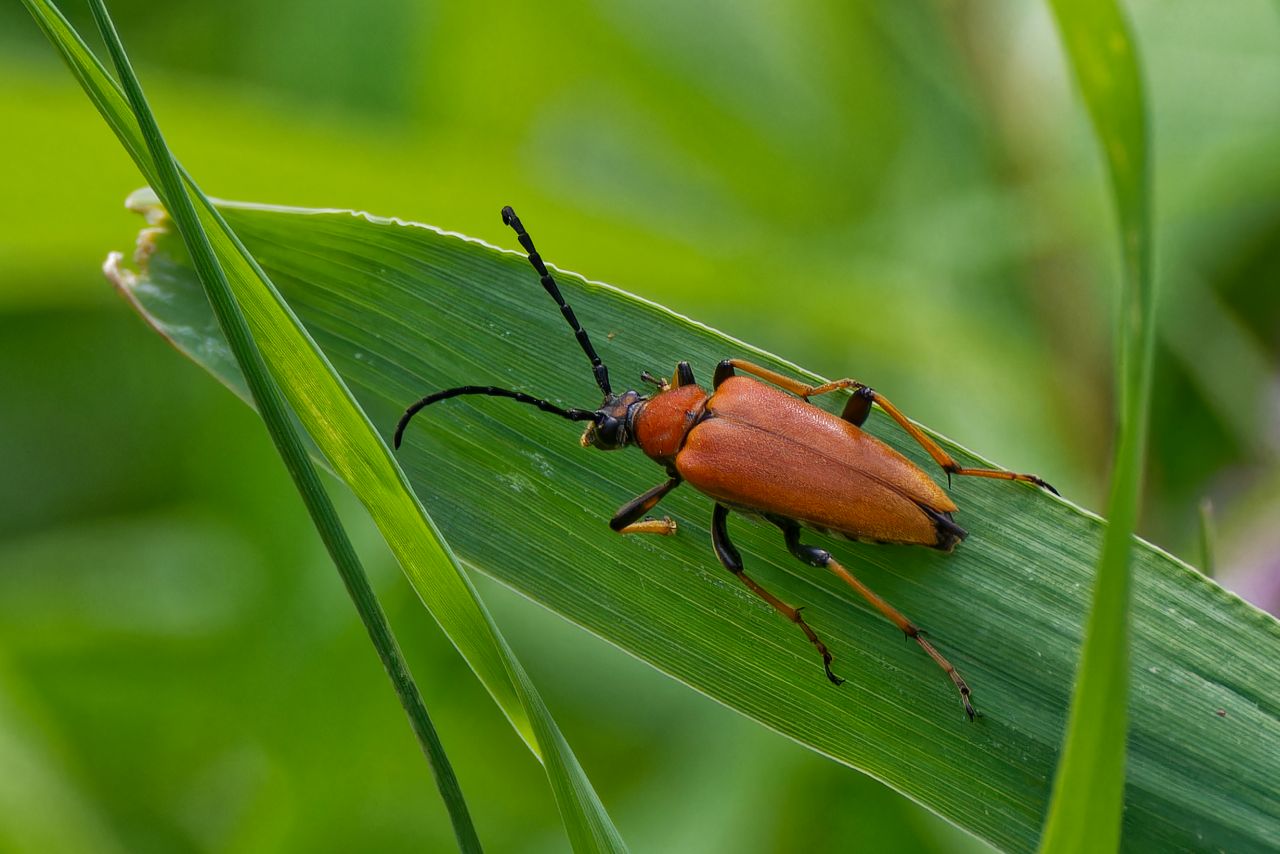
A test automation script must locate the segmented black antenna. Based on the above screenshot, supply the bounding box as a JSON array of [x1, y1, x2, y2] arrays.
[[394, 385, 598, 449], [501, 206, 612, 397]]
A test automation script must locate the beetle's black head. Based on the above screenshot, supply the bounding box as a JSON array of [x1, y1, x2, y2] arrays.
[[581, 390, 645, 451]]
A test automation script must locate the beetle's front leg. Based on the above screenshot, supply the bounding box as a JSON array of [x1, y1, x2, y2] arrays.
[[713, 505, 843, 685], [609, 477, 680, 535]]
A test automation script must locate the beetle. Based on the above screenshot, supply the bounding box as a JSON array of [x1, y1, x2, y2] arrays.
[[394, 206, 1057, 720]]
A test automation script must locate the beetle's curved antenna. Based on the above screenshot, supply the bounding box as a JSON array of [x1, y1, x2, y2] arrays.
[[501, 206, 612, 397], [394, 385, 599, 449]]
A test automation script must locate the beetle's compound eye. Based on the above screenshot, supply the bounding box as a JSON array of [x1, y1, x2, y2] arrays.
[[581, 415, 625, 450], [590, 415, 626, 450], [580, 393, 637, 450]]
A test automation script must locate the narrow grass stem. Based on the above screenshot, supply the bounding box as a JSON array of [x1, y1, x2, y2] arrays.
[[1040, 1, 1156, 851]]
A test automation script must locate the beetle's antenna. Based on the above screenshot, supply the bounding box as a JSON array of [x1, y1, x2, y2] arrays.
[[394, 385, 598, 449], [501, 206, 613, 397]]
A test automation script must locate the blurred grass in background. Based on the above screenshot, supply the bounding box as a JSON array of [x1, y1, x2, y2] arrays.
[[1, 0, 1276, 851]]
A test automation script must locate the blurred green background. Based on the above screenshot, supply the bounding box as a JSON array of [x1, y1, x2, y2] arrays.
[[2, 1, 1277, 851]]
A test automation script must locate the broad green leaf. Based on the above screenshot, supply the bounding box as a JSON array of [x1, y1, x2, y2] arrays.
[[1041, 1, 1156, 851], [23, 0, 623, 848], [113, 197, 1280, 853]]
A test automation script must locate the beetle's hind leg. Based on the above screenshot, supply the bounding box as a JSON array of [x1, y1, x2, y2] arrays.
[[712, 504, 843, 685], [610, 477, 680, 535], [716, 358, 1056, 494], [776, 521, 977, 720]]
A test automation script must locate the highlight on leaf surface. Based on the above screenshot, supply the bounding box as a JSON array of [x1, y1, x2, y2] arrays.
[[108, 193, 1280, 854]]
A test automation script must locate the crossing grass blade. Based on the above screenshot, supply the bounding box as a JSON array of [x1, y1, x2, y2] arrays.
[[1040, 1, 1156, 851], [81, 0, 482, 848], [114, 196, 1280, 853], [23, 1, 624, 849]]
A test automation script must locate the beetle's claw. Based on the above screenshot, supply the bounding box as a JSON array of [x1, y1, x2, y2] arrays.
[[958, 682, 978, 721], [1036, 477, 1061, 496]]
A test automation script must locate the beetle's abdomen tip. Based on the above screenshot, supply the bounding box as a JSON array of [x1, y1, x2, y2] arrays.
[[937, 528, 966, 553], [934, 514, 968, 552], [915, 502, 967, 551]]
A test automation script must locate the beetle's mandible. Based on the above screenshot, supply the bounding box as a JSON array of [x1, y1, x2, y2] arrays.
[[394, 206, 1057, 720]]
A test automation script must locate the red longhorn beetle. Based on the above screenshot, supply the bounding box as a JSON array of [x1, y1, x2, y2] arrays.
[[395, 206, 1056, 719]]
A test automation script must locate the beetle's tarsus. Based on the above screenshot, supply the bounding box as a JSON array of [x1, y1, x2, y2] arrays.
[[618, 516, 678, 535], [959, 684, 978, 721]]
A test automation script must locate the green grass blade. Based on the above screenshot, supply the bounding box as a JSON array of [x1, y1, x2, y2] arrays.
[[79, 2, 481, 850], [115, 197, 1280, 853], [1198, 499, 1217, 579], [1040, 1, 1155, 851], [22, 2, 625, 849]]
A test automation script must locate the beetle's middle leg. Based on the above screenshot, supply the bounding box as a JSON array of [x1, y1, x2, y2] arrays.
[[610, 477, 680, 535], [712, 504, 843, 685], [716, 358, 1056, 494], [775, 521, 976, 719]]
